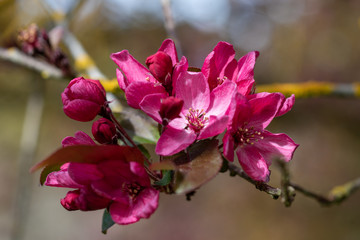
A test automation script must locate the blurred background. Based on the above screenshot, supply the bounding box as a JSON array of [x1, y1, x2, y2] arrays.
[[1, 0, 360, 239]]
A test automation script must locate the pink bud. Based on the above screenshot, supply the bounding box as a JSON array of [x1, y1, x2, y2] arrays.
[[61, 77, 107, 122], [92, 118, 116, 144], [159, 97, 184, 124], [145, 51, 173, 84]]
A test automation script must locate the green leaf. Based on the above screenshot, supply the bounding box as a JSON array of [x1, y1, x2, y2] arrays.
[[173, 139, 223, 194], [133, 135, 157, 145], [136, 144, 151, 160], [102, 209, 115, 234], [154, 170, 173, 186]]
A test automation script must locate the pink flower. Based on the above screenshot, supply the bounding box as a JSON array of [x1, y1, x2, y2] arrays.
[[62, 131, 96, 147], [223, 93, 298, 182], [61, 77, 107, 122], [201, 41, 258, 95], [140, 71, 237, 156], [111, 39, 188, 108], [92, 118, 117, 144], [44, 149, 159, 225]]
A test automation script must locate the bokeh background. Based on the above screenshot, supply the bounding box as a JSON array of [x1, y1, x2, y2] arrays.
[[1, 0, 360, 239]]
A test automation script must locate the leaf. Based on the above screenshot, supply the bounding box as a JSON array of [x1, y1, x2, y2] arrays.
[[30, 145, 144, 185], [102, 209, 115, 234], [136, 144, 151, 160], [173, 139, 223, 194], [154, 170, 173, 186]]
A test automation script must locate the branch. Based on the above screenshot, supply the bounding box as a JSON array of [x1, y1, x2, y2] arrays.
[[256, 81, 360, 98], [161, 0, 183, 57], [227, 162, 282, 199], [0, 47, 63, 78]]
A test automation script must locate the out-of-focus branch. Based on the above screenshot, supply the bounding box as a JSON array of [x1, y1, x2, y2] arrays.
[[11, 76, 45, 240], [256, 81, 360, 98], [229, 160, 360, 207], [0, 47, 63, 78], [161, 0, 183, 57]]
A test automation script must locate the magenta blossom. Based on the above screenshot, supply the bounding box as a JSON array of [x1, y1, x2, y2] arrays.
[[111, 39, 188, 109], [223, 93, 298, 182], [202, 41, 258, 95], [44, 148, 159, 225], [61, 77, 107, 122], [140, 71, 237, 156]]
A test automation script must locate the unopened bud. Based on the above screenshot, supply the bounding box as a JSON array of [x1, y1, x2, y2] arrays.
[[145, 51, 173, 85], [92, 118, 117, 144], [159, 97, 184, 125], [61, 77, 107, 122]]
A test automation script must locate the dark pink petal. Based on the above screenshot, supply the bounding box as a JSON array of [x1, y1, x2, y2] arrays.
[[60, 190, 81, 210], [223, 59, 238, 81], [67, 162, 103, 185], [236, 146, 270, 182], [248, 93, 282, 129], [158, 38, 179, 64], [171, 56, 188, 95], [116, 68, 127, 90], [158, 97, 184, 122], [236, 79, 255, 96], [201, 42, 236, 90], [96, 160, 135, 185], [206, 80, 236, 116], [198, 115, 229, 140], [91, 180, 128, 203], [62, 99, 102, 122], [276, 94, 295, 117], [255, 131, 299, 164], [62, 131, 96, 147], [125, 81, 167, 109], [155, 126, 197, 156], [75, 187, 111, 211], [235, 51, 259, 83], [44, 165, 82, 188], [139, 93, 168, 124], [63, 78, 106, 104], [109, 188, 159, 225], [175, 71, 210, 112], [229, 93, 251, 130], [129, 162, 151, 186], [111, 50, 156, 85], [222, 131, 235, 162]]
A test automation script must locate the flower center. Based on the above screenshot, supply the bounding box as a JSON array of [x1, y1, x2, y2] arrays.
[[124, 182, 144, 199], [216, 76, 228, 86], [185, 108, 209, 133], [233, 126, 264, 147]]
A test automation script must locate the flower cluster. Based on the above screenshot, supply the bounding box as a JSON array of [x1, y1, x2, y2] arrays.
[[111, 39, 298, 181], [33, 39, 298, 230]]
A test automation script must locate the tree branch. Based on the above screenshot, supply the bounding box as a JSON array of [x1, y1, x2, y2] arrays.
[[0, 47, 63, 78]]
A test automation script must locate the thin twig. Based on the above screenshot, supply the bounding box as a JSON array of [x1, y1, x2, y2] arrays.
[[277, 160, 295, 207], [227, 162, 282, 199]]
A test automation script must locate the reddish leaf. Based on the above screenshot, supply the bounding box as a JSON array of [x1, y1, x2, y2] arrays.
[[30, 145, 145, 185], [173, 139, 223, 194]]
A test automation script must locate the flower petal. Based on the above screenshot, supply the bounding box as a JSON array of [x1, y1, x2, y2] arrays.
[[67, 162, 104, 185], [222, 131, 235, 162], [235, 51, 259, 82], [109, 188, 159, 225], [255, 131, 299, 164], [111, 50, 156, 85], [44, 164, 82, 188], [155, 126, 197, 156], [158, 38, 179, 64], [139, 93, 168, 124], [175, 71, 210, 112], [206, 80, 236, 116], [248, 93, 282, 129], [276, 94, 295, 117], [198, 115, 229, 140], [236, 146, 270, 182], [62, 131, 96, 147], [125, 81, 167, 109]]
